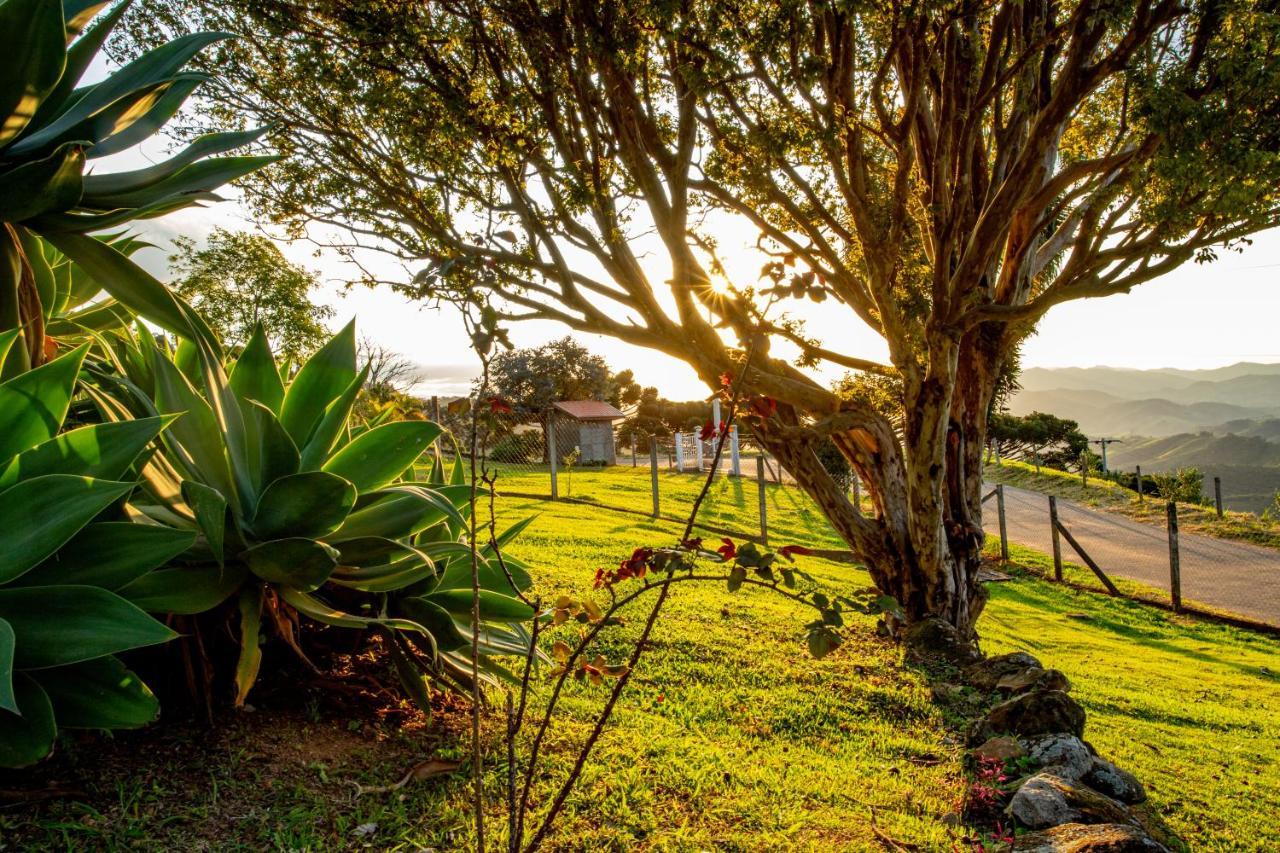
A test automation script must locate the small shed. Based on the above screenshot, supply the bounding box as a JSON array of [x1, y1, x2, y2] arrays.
[[551, 400, 626, 465]]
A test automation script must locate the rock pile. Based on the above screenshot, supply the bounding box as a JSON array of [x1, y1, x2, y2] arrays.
[[904, 618, 1170, 852]]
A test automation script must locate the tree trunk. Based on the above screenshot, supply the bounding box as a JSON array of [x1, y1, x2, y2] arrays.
[[748, 329, 1005, 640]]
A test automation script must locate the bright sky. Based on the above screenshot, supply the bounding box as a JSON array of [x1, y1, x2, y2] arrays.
[[85, 49, 1280, 401]]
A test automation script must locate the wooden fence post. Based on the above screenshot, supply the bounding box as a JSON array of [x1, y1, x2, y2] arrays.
[[430, 395, 441, 423], [997, 484, 1009, 562], [1136, 465, 1143, 504], [650, 445, 660, 518], [631, 434, 637, 467], [548, 413, 559, 500], [730, 425, 740, 477], [756, 454, 768, 545], [1214, 476, 1223, 518], [1049, 495, 1063, 581], [1167, 501, 1182, 612]]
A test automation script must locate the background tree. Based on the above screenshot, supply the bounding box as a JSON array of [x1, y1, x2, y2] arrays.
[[988, 411, 1089, 473], [169, 227, 334, 361], [358, 337, 421, 404], [120, 1, 1280, 637]]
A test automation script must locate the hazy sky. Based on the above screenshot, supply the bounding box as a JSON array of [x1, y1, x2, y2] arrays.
[[134, 189, 1280, 401]]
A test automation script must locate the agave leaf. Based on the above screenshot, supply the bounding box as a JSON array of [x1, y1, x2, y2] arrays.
[[181, 480, 227, 566], [41, 231, 220, 351], [332, 485, 464, 543], [229, 324, 284, 413], [10, 31, 230, 157], [279, 586, 433, 637], [0, 343, 88, 464], [240, 400, 300, 502], [0, 474, 133, 585], [422, 589, 535, 623], [10, 521, 194, 590], [0, 141, 85, 222], [81, 127, 269, 198], [242, 538, 338, 592], [0, 619, 15, 713], [329, 552, 437, 593], [0, 584, 177, 668], [0, 0, 66, 148], [44, 298, 133, 335], [0, 415, 169, 489], [88, 73, 205, 159], [150, 350, 236, 505], [28, 1, 128, 135], [279, 320, 356, 448], [431, 550, 532, 598], [83, 152, 277, 206], [63, 1, 115, 41], [0, 328, 20, 371], [117, 562, 247, 615], [33, 655, 157, 729], [0, 675, 55, 768], [233, 587, 261, 707], [395, 596, 467, 652], [322, 421, 443, 494], [385, 629, 433, 715], [297, 366, 366, 470], [249, 471, 356, 541]]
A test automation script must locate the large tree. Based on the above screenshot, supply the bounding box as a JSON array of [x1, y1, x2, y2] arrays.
[[119, 1, 1280, 636], [169, 227, 334, 361]]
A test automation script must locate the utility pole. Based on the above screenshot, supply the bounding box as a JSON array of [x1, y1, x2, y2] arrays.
[[1090, 437, 1123, 473]]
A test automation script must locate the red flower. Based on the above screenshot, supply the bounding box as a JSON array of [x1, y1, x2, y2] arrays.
[[778, 545, 814, 561], [716, 538, 736, 561], [488, 396, 513, 413], [719, 371, 734, 388]]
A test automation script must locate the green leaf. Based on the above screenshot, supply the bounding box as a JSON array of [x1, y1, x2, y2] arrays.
[[150, 350, 236, 504], [81, 127, 269, 198], [279, 587, 433, 637], [27, 1, 128, 136], [0, 328, 21, 373], [241, 400, 300, 501], [280, 320, 356, 448], [88, 73, 204, 158], [10, 31, 230, 156], [0, 474, 132, 585], [323, 422, 442, 493], [233, 587, 261, 706], [242, 538, 337, 591], [10, 522, 194, 590], [0, 675, 55, 768], [0, 415, 168, 489], [0, 585, 176, 668], [229, 324, 284, 413], [296, 367, 365, 471], [117, 563, 247, 615], [423, 589, 534, 623], [0, 0, 66, 148], [181, 480, 227, 566], [727, 565, 746, 593], [395, 596, 467, 652], [0, 619, 15, 713], [385, 630, 433, 715], [0, 141, 83, 221], [807, 626, 842, 660], [249, 471, 356, 541], [432, 550, 531, 597], [0, 343, 88, 464], [39, 231, 219, 351], [33, 655, 158, 729], [332, 485, 464, 542], [83, 152, 276, 205]]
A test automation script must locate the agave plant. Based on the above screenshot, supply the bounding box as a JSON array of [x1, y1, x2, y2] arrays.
[[1, 0, 274, 374], [98, 321, 536, 707], [0, 330, 193, 768]]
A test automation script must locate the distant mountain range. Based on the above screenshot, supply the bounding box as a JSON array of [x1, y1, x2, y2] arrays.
[[1010, 363, 1280, 512]]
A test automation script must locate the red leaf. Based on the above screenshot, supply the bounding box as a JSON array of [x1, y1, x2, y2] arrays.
[[488, 396, 513, 413], [681, 537, 703, 551], [716, 538, 736, 561], [778, 545, 813, 561]]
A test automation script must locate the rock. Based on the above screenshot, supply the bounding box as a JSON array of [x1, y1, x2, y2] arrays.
[[1006, 773, 1134, 829], [1086, 758, 1147, 804], [1025, 734, 1094, 781], [986, 690, 1086, 738], [973, 735, 1024, 763], [1007, 774, 1082, 829], [1013, 822, 1169, 852], [964, 651, 1043, 691], [964, 716, 997, 747], [903, 617, 981, 666], [998, 667, 1071, 695]]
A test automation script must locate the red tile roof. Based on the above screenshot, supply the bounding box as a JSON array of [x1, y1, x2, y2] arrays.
[[552, 400, 626, 421]]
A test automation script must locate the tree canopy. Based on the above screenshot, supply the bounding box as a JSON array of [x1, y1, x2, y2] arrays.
[[487, 337, 636, 421], [117, 0, 1280, 634], [169, 227, 334, 361]]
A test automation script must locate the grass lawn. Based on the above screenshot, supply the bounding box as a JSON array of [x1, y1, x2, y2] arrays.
[[986, 458, 1280, 551], [3, 468, 1277, 850]]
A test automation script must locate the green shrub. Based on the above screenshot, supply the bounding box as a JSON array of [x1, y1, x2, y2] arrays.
[[0, 335, 186, 767], [99, 322, 536, 707], [490, 432, 541, 463]]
